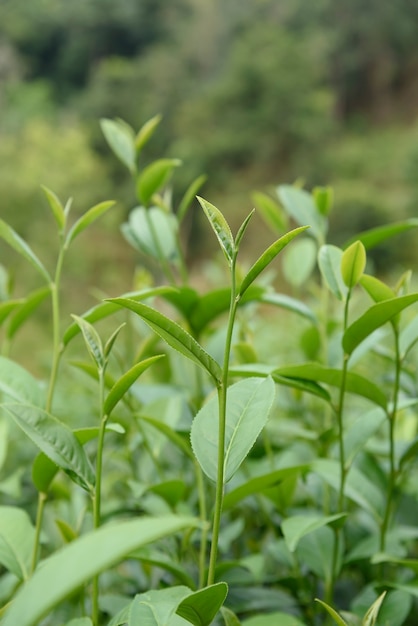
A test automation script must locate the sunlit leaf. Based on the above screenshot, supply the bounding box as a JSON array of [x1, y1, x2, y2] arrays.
[[318, 245, 348, 300], [197, 196, 235, 264], [135, 113, 162, 153], [100, 118, 136, 172], [0, 219, 50, 283], [41, 185, 65, 231], [136, 159, 181, 205], [65, 201, 116, 246], [341, 241, 366, 288]]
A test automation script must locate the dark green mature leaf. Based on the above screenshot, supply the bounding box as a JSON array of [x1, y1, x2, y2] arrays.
[[223, 466, 308, 510], [0, 299, 25, 326], [41, 185, 65, 231], [318, 245, 348, 300], [275, 363, 387, 409], [343, 294, 418, 355], [343, 218, 418, 250], [239, 226, 309, 296], [2, 516, 199, 626], [135, 113, 162, 153], [3, 404, 95, 492], [176, 583, 228, 626], [109, 298, 222, 384], [0, 506, 35, 580], [136, 158, 181, 205], [62, 287, 175, 346], [0, 356, 44, 406], [100, 118, 136, 172], [6, 286, 50, 339], [65, 618, 93, 626], [191, 377, 275, 482], [0, 219, 50, 282], [282, 513, 346, 552], [341, 241, 366, 288], [177, 174, 207, 222], [65, 201, 116, 246], [131, 548, 195, 588], [197, 196, 235, 264]]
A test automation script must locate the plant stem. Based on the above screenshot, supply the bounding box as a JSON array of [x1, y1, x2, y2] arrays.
[[207, 265, 238, 586], [196, 461, 208, 589], [380, 328, 401, 551], [92, 368, 107, 626], [30, 491, 47, 574]]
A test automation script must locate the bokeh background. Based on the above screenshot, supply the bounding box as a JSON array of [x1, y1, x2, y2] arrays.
[[1, 0, 418, 304]]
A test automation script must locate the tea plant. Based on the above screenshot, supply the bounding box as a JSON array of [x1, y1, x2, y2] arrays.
[[0, 116, 418, 626]]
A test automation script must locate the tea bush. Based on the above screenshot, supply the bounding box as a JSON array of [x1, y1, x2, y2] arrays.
[[1, 117, 418, 626]]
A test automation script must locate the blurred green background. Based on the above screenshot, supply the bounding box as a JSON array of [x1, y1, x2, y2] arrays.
[[1, 0, 418, 304]]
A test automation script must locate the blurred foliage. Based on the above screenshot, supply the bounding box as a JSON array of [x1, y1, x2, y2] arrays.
[[0, 0, 418, 288]]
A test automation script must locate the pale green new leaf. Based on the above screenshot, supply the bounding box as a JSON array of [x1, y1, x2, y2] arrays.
[[341, 241, 366, 288], [363, 592, 386, 626], [177, 174, 207, 222], [3, 404, 95, 492], [360, 274, 395, 303], [314, 599, 348, 626], [136, 158, 181, 205], [100, 118, 136, 172], [235, 210, 255, 250], [344, 218, 418, 250], [197, 196, 235, 264], [71, 315, 104, 370], [109, 298, 222, 384], [65, 201, 116, 246], [343, 293, 418, 355], [176, 583, 228, 626], [41, 185, 65, 231], [252, 190, 287, 233], [104, 355, 165, 416], [0, 219, 50, 282], [0, 299, 24, 326], [318, 245, 348, 300], [278, 184, 326, 243], [1, 516, 199, 626], [242, 612, 306, 626], [135, 113, 162, 153], [191, 377, 275, 482], [282, 237, 317, 287], [129, 586, 191, 626], [6, 286, 50, 339], [239, 226, 309, 296], [0, 506, 36, 580]]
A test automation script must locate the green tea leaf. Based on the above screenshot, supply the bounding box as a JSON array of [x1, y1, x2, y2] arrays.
[[136, 158, 181, 205], [3, 404, 95, 492], [360, 274, 395, 303], [176, 583, 228, 626], [0, 506, 35, 580], [343, 294, 418, 355], [260, 292, 317, 322], [344, 218, 418, 250], [197, 196, 235, 264], [129, 586, 191, 626], [71, 315, 104, 370], [0, 356, 44, 406], [65, 618, 93, 626], [135, 113, 162, 153], [235, 210, 255, 250], [139, 416, 194, 460], [63, 287, 175, 346], [100, 118, 136, 172], [344, 408, 386, 467], [131, 548, 195, 588], [363, 591, 387, 626], [0, 299, 25, 326], [282, 237, 317, 287], [252, 190, 287, 233], [191, 377, 275, 482], [313, 186, 334, 216], [399, 315, 418, 358], [318, 245, 348, 300], [41, 185, 65, 231], [314, 599, 348, 626], [122, 206, 179, 261], [278, 184, 326, 243], [65, 200, 116, 246], [104, 355, 165, 416], [1, 516, 199, 626], [275, 363, 387, 409], [282, 513, 346, 552], [109, 298, 222, 384], [6, 286, 50, 339], [221, 606, 242, 626], [0, 219, 50, 283], [177, 174, 207, 223], [242, 613, 306, 626], [341, 241, 366, 288], [223, 466, 308, 510], [239, 226, 309, 296]]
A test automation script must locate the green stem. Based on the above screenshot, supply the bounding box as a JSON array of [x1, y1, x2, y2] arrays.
[[92, 369, 107, 626], [207, 265, 238, 586], [195, 461, 208, 589], [380, 328, 401, 552], [30, 491, 46, 574], [32, 245, 66, 573]]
